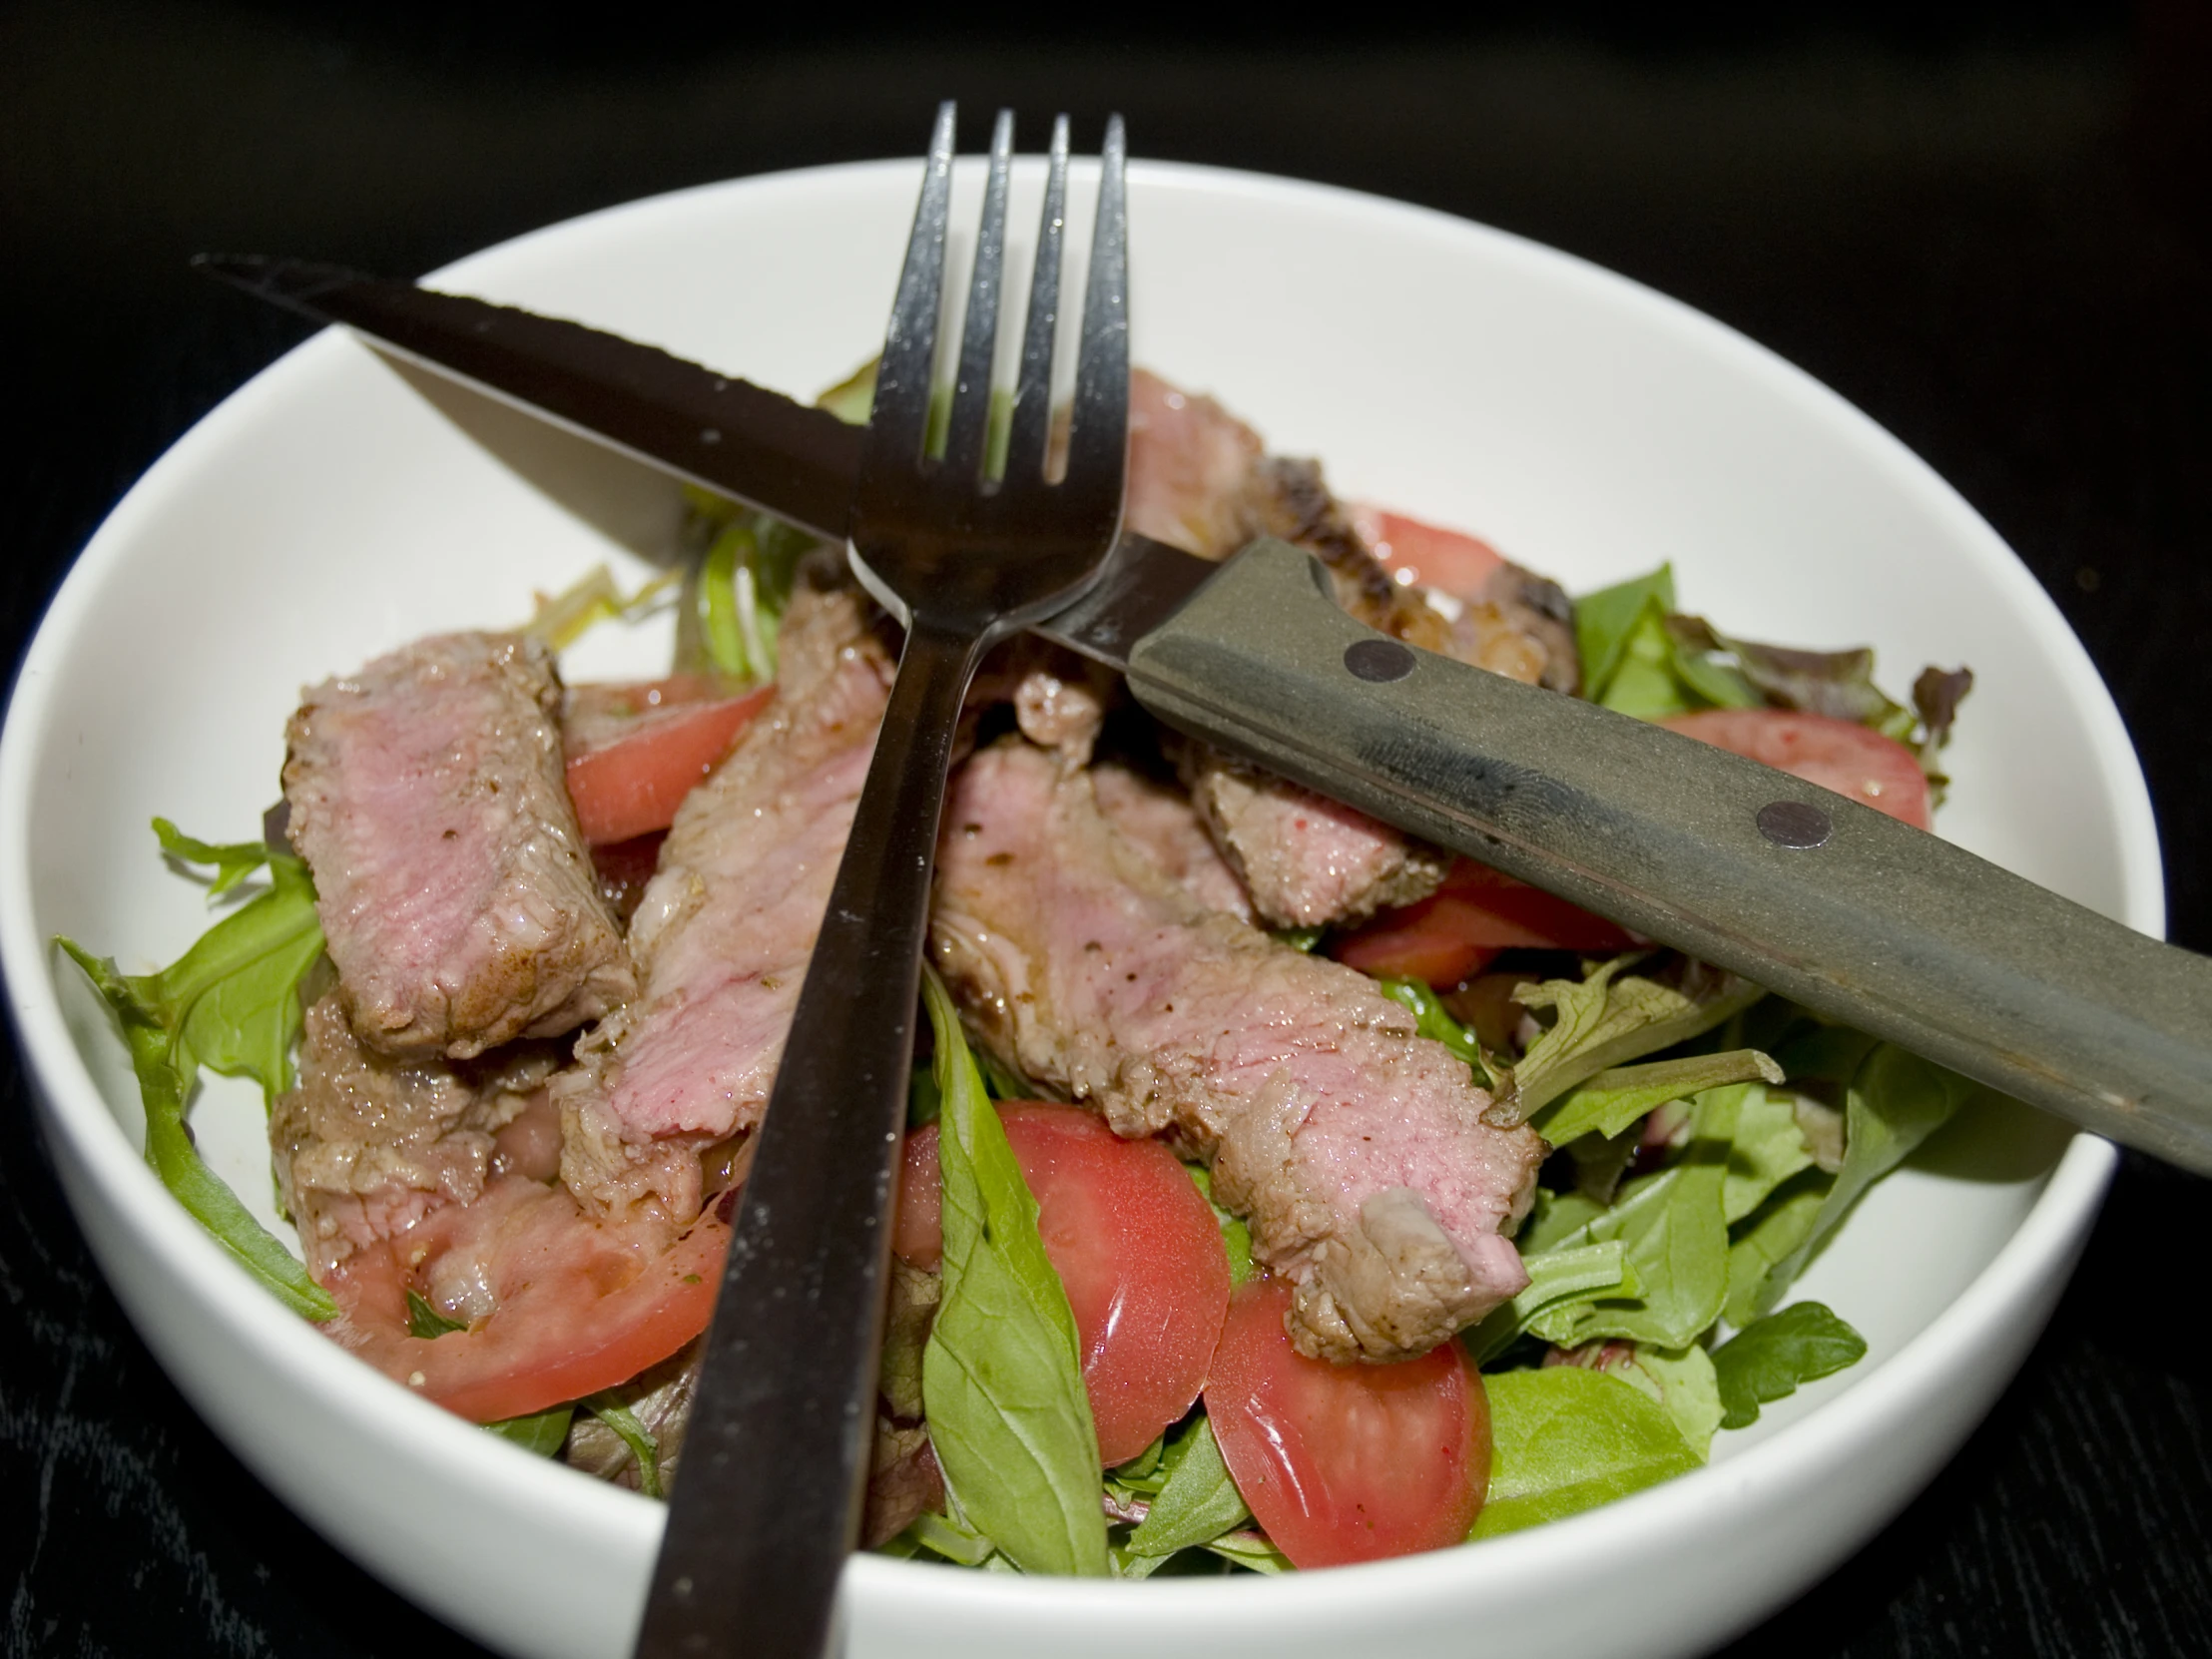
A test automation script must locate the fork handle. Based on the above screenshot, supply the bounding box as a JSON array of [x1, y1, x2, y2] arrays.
[[635, 617, 982, 1659], [1127, 538, 2212, 1174]]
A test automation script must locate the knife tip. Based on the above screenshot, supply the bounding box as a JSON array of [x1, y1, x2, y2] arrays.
[[190, 254, 370, 314]]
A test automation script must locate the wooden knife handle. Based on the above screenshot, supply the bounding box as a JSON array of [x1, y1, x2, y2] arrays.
[[1126, 538, 2212, 1174]]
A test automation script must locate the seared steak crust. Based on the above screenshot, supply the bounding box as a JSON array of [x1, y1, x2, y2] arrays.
[[553, 565, 893, 1232], [274, 992, 556, 1280], [284, 630, 634, 1059], [931, 740, 1543, 1362]]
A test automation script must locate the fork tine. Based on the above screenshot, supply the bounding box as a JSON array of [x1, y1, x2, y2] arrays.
[[944, 109, 1015, 480], [1004, 114, 1070, 485], [869, 100, 957, 469], [1063, 113, 1129, 498]]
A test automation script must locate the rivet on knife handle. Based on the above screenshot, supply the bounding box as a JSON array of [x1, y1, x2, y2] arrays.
[[1126, 537, 2212, 1174]]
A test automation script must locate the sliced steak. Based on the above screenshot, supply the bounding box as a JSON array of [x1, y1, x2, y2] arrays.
[[1123, 373, 1456, 925], [274, 991, 558, 1280], [931, 740, 1543, 1363], [284, 630, 635, 1060], [553, 563, 894, 1232], [1170, 744, 1450, 930], [1090, 762, 1253, 923]]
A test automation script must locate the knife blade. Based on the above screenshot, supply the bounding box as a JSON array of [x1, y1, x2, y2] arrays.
[[193, 253, 1217, 671], [198, 255, 2212, 1173]]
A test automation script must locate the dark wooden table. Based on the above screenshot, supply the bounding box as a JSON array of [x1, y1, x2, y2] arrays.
[[4, 4, 2208, 1654]]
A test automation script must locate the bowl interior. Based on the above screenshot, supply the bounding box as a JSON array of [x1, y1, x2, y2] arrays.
[[0, 157, 2155, 1659]]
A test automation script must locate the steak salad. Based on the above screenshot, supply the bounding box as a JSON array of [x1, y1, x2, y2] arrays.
[[63, 366, 1982, 1574]]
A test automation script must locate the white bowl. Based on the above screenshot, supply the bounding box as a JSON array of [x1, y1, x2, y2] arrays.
[[0, 158, 2151, 1659]]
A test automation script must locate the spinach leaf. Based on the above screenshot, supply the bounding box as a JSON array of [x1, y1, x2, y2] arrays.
[[1531, 1049, 1782, 1147], [1505, 956, 1763, 1121], [1469, 1366, 1702, 1539], [57, 837, 334, 1321], [483, 1404, 575, 1457], [918, 970, 1109, 1577], [1377, 976, 1493, 1086], [1707, 1301, 1867, 1432], [1713, 1302, 1868, 1429], [1125, 1416, 1250, 1559]]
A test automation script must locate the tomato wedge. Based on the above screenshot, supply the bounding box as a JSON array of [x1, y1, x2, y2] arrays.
[[564, 684, 774, 844], [895, 1103, 1233, 1466], [1356, 506, 1507, 601], [322, 1178, 727, 1424], [1660, 708, 1932, 830], [1333, 857, 1636, 986], [1204, 1278, 1489, 1567]]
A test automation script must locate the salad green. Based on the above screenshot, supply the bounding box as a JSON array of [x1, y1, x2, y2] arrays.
[[62, 519, 1987, 1575]]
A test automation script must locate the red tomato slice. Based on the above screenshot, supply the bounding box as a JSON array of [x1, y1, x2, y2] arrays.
[[564, 685, 774, 844], [1660, 708, 1932, 830], [1333, 857, 1635, 986], [1204, 1278, 1489, 1567], [895, 1103, 1232, 1465], [321, 1178, 726, 1424], [1357, 506, 1508, 602]]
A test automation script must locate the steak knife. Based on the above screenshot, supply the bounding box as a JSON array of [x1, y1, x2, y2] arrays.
[[198, 255, 2212, 1174]]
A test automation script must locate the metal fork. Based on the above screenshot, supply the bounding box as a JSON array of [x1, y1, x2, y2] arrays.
[[633, 105, 1128, 1659]]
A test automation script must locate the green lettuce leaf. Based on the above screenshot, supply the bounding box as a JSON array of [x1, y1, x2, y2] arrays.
[[153, 817, 275, 900], [483, 1404, 575, 1457], [1713, 1302, 1867, 1429], [56, 836, 333, 1321], [1731, 1040, 1973, 1321], [1186, 1166, 1254, 1288], [1504, 957, 1763, 1121], [1463, 1241, 1634, 1364], [1724, 1170, 1831, 1327], [520, 561, 673, 651], [583, 1392, 665, 1499], [1530, 1049, 1783, 1148], [1575, 566, 1678, 707], [1523, 1160, 1729, 1351], [1540, 1341, 1724, 1459], [696, 513, 810, 683], [895, 1509, 1001, 1568], [1666, 615, 1914, 739], [1124, 1416, 1250, 1559], [1470, 1366, 1703, 1539], [1202, 1531, 1292, 1574], [919, 970, 1109, 1577], [1619, 1342, 1724, 1457], [1699, 1081, 1816, 1224], [1377, 976, 1493, 1086], [406, 1289, 466, 1339]]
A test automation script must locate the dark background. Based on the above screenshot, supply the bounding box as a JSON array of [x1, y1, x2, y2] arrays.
[[3, 2, 2209, 1654]]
